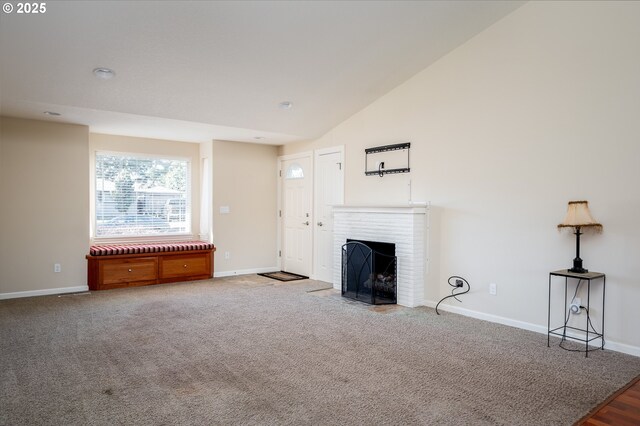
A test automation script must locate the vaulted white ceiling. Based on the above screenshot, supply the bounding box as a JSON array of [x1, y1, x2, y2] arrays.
[[0, 1, 523, 144]]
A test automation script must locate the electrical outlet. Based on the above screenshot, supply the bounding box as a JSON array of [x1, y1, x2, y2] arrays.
[[224, 251, 230, 260], [489, 282, 497, 296], [570, 297, 582, 314], [54, 263, 61, 273]]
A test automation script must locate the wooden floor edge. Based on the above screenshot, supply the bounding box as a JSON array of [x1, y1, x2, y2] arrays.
[[573, 373, 640, 425]]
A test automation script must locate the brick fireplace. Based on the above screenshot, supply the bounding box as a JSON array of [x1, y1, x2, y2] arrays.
[[332, 205, 428, 307]]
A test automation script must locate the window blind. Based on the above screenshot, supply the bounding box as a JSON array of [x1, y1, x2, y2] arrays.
[[95, 153, 191, 238]]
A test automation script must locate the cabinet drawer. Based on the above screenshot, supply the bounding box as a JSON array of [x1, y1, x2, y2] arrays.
[[100, 257, 158, 285], [160, 253, 210, 279]]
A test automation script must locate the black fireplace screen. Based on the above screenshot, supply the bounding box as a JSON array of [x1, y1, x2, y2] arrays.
[[342, 240, 397, 305]]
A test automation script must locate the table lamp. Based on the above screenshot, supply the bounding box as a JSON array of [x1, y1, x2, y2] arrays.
[[558, 200, 602, 273]]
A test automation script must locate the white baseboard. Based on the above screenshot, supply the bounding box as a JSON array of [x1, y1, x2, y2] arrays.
[[423, 299, 640, 358], [601, 340, 640, 357], [0, 285, 89, 300], [214, 266, 279, 278]]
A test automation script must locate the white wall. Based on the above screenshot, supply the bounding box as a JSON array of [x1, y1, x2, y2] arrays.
[[212, 140, 278, 275], [0, 117, 89, 296], [281, 1, 640, 352]]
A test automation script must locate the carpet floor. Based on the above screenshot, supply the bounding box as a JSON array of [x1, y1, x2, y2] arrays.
[[1, 275, 639, 425]]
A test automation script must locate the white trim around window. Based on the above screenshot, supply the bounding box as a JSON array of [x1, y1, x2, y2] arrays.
[[91, 150, 194, 244]]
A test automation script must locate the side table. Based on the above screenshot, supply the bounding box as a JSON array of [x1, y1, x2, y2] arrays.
[[547, 269, 605, 357]]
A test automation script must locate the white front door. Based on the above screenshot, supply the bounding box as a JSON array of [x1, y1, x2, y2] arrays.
[[313, 148, 344, 283], [281, 156, 312, 276]]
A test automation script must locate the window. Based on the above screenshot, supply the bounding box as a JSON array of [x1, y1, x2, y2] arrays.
[[95, 152, 191, 238], [285, 163, 304, 179]]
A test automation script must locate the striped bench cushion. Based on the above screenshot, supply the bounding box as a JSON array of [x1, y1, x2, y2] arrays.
[[89, 241, 215, 256]]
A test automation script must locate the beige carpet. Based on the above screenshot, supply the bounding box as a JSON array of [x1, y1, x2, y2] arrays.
[[1, 275, 639, 425]]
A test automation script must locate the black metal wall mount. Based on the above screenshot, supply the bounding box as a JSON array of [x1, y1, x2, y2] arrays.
[[365, 142, 410, 176]]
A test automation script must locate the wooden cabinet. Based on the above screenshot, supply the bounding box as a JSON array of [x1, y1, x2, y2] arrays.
[[87, 249, 214, 291]]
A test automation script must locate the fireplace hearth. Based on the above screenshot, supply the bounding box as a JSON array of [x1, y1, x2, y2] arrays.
[[342, 239, 397, 305]]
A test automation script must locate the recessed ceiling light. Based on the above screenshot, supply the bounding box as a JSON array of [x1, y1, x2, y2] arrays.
[[278, 101, 293, 110], [254, 136, 266, 140], [93, 67, 116, 80], [43, 111, 61, 116]]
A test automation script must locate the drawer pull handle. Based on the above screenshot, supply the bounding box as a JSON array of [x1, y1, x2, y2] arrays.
[[128, 268, 132, 272], [183, 264, 188, 268]]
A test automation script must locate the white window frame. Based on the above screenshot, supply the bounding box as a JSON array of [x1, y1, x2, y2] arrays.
[[92, 150, 193, 244]]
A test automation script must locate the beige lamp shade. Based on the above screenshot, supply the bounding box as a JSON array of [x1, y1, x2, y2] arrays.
[[558, 200, 602, 231]]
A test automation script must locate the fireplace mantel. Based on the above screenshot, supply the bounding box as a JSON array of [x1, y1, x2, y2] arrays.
[[332, 204, 429, 307], [332, 205, 427, 214]]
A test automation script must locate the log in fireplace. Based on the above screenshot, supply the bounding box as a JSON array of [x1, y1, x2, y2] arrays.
[[341, 239, 397, 305]]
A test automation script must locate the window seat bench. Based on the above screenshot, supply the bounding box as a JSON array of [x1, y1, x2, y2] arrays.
[[86, 241, 216, 291]]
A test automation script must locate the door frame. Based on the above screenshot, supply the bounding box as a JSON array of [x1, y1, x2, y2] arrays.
[[277, 151, 313, 274], [313, 146, 345, 282]]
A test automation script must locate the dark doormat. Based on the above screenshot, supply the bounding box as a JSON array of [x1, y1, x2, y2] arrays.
[[258, 271, 309, 282]]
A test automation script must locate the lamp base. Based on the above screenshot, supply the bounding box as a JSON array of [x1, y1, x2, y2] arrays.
[[569, 258, 588, 274], [568, 267, 589, 274]]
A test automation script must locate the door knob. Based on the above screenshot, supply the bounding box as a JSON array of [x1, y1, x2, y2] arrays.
[[317, 222, 323, 226], [303, 221, 310, 225]]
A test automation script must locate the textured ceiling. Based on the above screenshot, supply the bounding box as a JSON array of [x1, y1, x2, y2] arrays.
[[0, 1, 523, 144]]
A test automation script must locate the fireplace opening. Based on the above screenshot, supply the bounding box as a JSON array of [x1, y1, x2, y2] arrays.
[[342, 239, 397, 305]]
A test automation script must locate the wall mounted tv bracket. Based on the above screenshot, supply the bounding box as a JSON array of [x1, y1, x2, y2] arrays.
[[365, 142, 410, 177]]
